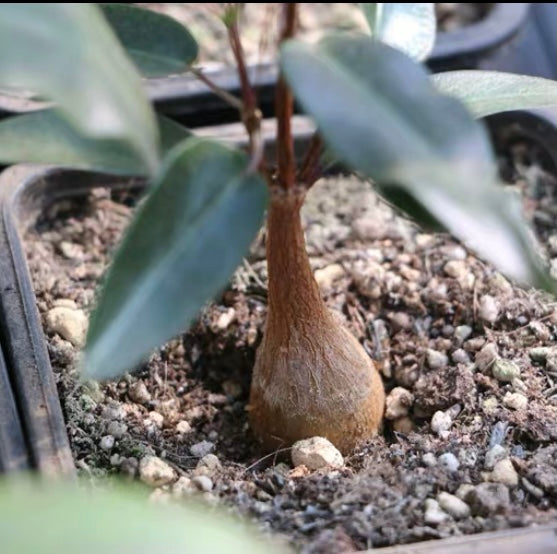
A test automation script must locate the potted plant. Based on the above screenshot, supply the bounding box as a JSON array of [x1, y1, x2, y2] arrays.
[[2, 3, 557, 552]]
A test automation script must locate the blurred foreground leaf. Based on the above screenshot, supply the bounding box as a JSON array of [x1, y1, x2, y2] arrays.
[[0, 4, 158, 172], [362, 3, 436, 61], [0, 111, 190, 175], [281, 35, 554, 293], [433, 71, 557, 118], [100, 4, 198, 77], [0, 479, 282, 554], [85, 139, 267, 380]]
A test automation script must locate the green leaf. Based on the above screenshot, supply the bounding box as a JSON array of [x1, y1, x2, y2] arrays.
[[361, 3, 436, 61], [0, 4, 159, 172], [0, 111, 190, 176], [0, 480, 280, 554], [432, 71, 557, 118], [84, 138, 267, 380], [281, 35, 554, 292], [100, 4, 198, 78]]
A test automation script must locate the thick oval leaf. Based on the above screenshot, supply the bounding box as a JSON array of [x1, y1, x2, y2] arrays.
[[0, 480, 280, 554], [432, 71, 557, 118], [0, 111, 190, 175], [100, 4, 198, 78], [361, 3, 436, 61], [281, 35, 554, 292], [84, 139, 267, 380], [0, 4, 158, 172]]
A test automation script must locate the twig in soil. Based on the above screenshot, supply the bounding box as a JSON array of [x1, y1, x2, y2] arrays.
[[243, 446, 292, 473], [242, 258, 267, 290]]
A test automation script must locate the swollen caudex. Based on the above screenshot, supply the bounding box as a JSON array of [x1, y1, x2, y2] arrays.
[[249, 186, 385, 453]]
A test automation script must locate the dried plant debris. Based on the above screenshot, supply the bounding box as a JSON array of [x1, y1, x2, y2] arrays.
[[25, 150, 557, 550]]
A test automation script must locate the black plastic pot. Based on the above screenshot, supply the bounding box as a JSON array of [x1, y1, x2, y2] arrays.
[[0, 4, 536, 129], [1, 109, 557, 475]]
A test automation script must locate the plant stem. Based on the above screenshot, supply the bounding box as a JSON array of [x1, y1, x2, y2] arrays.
[[226, 9, 263, 170], [190, 67, 244, 111], [298, 133, 324, 188], [275, 3, 297, 190]]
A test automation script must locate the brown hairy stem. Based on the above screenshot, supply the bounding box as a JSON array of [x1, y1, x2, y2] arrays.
[[249, 188, 385, 453], [299, 133, 324, 188], [275, 3, 297, 189]]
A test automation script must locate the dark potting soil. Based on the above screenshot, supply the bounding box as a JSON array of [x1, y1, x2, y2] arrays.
[[23, 144, 557, 552], [140, 4, 493, 68]]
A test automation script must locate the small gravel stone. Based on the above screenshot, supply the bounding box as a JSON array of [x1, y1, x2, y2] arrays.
[[107, 421, 127, 439], [99, 435, 115, 451], [482, 396, 498, 413], [427, 349, 448, 370], [139, 456, 176, 487], [475, 343, 498, 372], [120, 457, 139, 478], [454, 325, 473, 344], [444, 260, 467, 279], [190, 441, 215, 458], [52, 298, 78, 309], [437, 492, 470, 519], [451, 348, 471, 364], [291, 437, 343, 470], [424, 499, 448, 525], [422, 452, 437, 467], [479, 295, 500, 324], [315, 263, 344, 289], [128, 381, 151, 404], [45, 306, 88, 346], [176, 420, 192, 435], [529, 347, 552, 363], [465, 483, 510, 516], [392, 416, 414, 433], [196, 454, 221, 473], [485, 445, 507, 469], [503, 392, 528, 410], [489, 458, 519, 487], [492, 359, 521, 382], [192, 475, 213, 492], [431, 410, 452, 438], [385, 387, 414, 420], [172, 476, 196, 498], [456, 484, 475, 500], [147, 411, 164, 428], [438, 453, 460, 472], [216, 307, 236, 330]]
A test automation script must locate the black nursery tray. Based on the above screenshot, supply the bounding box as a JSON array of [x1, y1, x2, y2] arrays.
[[0, 4, 534, 128]]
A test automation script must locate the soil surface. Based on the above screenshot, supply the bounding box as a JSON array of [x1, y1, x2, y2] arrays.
[[140, 3, 492, 67], [23, 130, 557, 552]]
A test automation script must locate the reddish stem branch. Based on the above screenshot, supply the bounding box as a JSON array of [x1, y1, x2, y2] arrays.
[[298, 133, 324, 188], [275, 3, 297, 189], [227, 16, 257, 114], [190, 67, 243, 111], [226, 9, 264, 171]]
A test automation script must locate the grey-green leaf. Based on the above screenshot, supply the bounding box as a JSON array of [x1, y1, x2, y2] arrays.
[[361, 3, 436, 61], [281, 35, 553, 292], [0, 111, 190, 175], [84, 139, 267, 380], [100, 3, 198, 77], [0, 4, 159, 172], [0, 480, 281, 554], [433, 71, 557, 118]]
